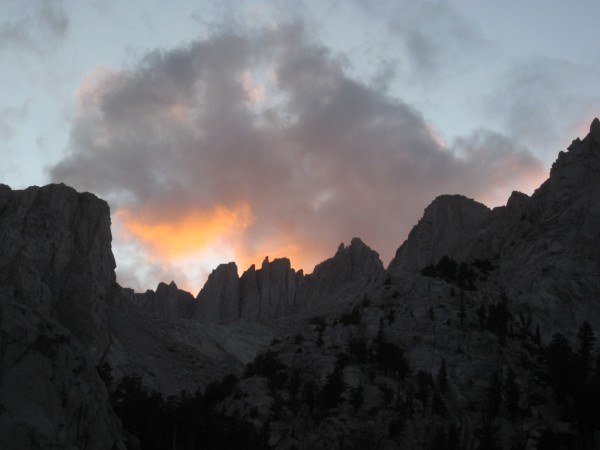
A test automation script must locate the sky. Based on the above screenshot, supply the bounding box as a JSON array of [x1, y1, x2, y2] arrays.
[[1, 0, 599, 294]]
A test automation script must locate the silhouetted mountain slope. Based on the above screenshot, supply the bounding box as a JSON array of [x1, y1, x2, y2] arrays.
[[0, 184, 125, 449], [2, 119, 600, 449], [390, 118, 600, 338]]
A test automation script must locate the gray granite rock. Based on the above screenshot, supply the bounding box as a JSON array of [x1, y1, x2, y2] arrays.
[[0, 298, 125, 449], [0, 183, 115, 361]]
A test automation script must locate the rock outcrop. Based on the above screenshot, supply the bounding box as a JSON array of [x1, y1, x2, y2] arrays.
[[194, 258, 306, 322], [240, 257, 306, 321], [305, 237, 385, 309], [130, 281, 196, 320], [192, 239, 384, 321], [3, 119, 600, 449], [0, 184, 125, 448], [389, 118, 600, 334], [496, 120, 600, 331], [0, 183, 115, 361], [388, 195, 491, 274], [0, 298, 125, 450], [193, 262, 241, 321]]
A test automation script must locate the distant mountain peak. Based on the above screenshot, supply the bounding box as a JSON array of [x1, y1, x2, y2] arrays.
[[590, 117, 600, 143]]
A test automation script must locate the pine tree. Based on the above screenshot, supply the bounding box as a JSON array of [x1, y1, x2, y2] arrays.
[[485, 371, 502, 419], [431, 391, 447, 417], [546, 333, 572, 404], [349, 385, 364, 413], [477, 304, 486, 329], [416, 370, 431, 415], [477, 419, 499, 450], [505, 368, 520, 422], [534, 324, 541, 346], [320, 368, 345, 410], [459, 300, 466, 327], [436, 359, 449, 394], [577, 321, 596, 373], [430, 429, 447, 450], [447, 423, 461, 450]]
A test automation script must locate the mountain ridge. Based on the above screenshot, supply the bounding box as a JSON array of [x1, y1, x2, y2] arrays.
[[2, 118, 600, 448]]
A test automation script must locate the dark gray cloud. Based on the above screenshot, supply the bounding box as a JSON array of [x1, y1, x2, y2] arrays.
[[51, 24, 545, 287]]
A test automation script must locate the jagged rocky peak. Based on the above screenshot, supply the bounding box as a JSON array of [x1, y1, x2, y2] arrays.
[[315, 237, 384, 283], [194, 257, 305, 322], [129, 280, 196, 320], [389, 194, 491, 274], [505, 190, 529, 209], [495, 118, 600, 330], [194, 262, 240, 321], [385, 118, 600, 334], [532, 117, 600, 208], [240, 256, 305, 321], [584, 116, 599, 143], [305, 237, 384, 309], [0, 183, 115, 360]]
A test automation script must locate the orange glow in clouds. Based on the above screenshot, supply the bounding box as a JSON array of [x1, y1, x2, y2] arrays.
[[116, 203, 254, 260], [114, 202, 327, 293]]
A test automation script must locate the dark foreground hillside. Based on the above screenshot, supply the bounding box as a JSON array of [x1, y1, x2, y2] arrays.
[[1, 119, 600, 449]]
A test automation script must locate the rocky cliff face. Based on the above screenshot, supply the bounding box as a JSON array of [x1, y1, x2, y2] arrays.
[[193, 262, 240, 321], [497, 118, 600, 333], [0, 298, 125, 450], [0, 184, 125, 448], [388, 195, 491, 274], [305, 237, 385, 310], [0, 183, 115, 360], [389, 118, 600, 335], [3, 120, 600, 449], [192, 239, 384, 321], [193, 258, 306, 322], [129, 281, 196, 320], [240, 257, 306, 321]]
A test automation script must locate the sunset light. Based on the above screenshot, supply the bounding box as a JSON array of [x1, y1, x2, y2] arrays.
[[5, 0, 595, 294], [116, 203, 254, 260]]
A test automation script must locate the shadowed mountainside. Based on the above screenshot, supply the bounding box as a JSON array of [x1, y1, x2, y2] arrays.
[[1, 119, 600, 449]]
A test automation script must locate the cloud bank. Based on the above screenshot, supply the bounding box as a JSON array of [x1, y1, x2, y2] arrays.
[[50, 24, 546, 293]]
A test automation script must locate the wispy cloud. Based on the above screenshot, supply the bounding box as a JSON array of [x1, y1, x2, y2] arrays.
[[354, 0, 489, 83], [0, 102, 29, 139], [0, 0, 69, 53], [483, 56, 600, 158]]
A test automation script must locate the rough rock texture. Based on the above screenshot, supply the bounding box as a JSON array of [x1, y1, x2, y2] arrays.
[[105, 287, 276, 394], [240, 257, 306, 321], [305, 237, 385, 310], [496, 121, 600, 333], [193, 258, 306, 322], [0, 298, 125, 450], [194, 262, 240, 321], [4, 119, 600, 449], [389, 118, 600, 335], [0, 183, 115, 360], [0, 184, 125, 448], [388, 195, 491, 274], [191, 239, 386, 321], [129, 281, 196, 321]]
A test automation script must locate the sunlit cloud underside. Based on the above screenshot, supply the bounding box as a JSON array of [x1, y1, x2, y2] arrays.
[[51, 25, 548, 293]]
